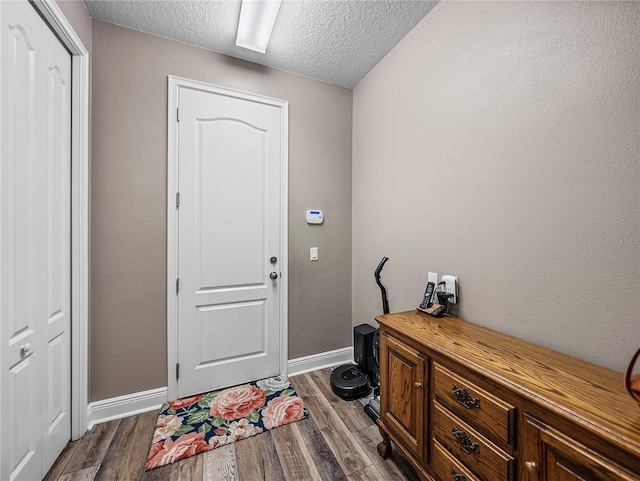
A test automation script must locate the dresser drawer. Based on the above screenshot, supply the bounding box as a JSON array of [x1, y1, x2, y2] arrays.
[[434, 364, 515, 446], [433, 402, 514, 481], [432, 440, 481, 481]]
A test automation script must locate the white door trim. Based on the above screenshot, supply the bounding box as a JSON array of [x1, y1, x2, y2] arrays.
[[29, 0, 90, 440], [166, 76, 288, 401]]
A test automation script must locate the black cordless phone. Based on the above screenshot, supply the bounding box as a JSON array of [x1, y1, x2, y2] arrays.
[[419, 282, 435, 309]]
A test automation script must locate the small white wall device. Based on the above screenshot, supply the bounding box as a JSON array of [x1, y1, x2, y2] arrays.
[[306, 210, 323, 224], [441, 275, 458, 304]]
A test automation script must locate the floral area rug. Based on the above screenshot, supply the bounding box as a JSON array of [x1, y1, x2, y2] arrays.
[[145, 375, 307, 471]]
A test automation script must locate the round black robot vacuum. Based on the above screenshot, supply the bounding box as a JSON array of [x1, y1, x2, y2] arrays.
[[330, 364, 370, 400]]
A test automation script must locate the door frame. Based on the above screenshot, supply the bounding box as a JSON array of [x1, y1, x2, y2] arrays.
[[20, 0, 90, 440], [166, 76, 288, 400]]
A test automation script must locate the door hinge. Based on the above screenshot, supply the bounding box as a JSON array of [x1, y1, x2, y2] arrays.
[[176, 363, 180, 380], [176, 192, 180, 209], [177, 108, 179, 122], [176, 278, 180, 294]]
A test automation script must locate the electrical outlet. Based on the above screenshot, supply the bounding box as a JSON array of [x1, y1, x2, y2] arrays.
[[442, 275, 457, 304], [428, 272, 438, 286]]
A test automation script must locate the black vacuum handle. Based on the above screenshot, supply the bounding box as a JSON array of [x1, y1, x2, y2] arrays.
[[374, 256, 390, 314], [374, 256, 389, 279]]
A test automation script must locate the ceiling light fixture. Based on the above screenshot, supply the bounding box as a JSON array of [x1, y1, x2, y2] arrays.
[[236, 0, 282, 54]]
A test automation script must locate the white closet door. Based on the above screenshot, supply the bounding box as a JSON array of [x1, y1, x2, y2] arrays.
[[39, 5, 72, 473], [1, 1, 71, 479]]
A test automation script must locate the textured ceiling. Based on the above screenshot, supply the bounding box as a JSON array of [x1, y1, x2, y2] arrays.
[[83, 0, 439, 89]]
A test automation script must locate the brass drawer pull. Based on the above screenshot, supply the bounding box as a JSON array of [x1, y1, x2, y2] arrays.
[[452, 384, 480, 409], [452, 426, 479, 455], [451, 468, 467, 481]]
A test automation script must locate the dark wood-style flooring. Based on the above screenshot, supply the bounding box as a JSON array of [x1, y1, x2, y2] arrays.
[[44, 368, 419, 481]]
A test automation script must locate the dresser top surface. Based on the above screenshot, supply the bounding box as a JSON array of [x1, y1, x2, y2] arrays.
[[376, 310, 640, 454]]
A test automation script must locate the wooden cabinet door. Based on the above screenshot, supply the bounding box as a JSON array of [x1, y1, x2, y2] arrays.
[[522, 415, 637, 481], [379, 332, 427, 460]]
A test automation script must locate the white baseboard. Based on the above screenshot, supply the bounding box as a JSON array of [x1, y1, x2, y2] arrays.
[[287, 346, 354, 376], [84, 348, 352, 430], [86, 386, 167, 430]]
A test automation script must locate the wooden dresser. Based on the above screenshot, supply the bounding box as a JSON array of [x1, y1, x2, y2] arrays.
[[375, 310, 640, 481]]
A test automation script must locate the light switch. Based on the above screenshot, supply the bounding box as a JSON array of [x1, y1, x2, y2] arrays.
[[310, 247, 318, 261]]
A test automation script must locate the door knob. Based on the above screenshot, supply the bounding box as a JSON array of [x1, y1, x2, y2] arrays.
[[20, 343, 32, 357], [270, 272, 278, 280]]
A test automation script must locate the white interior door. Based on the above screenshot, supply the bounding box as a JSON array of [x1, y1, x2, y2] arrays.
[[175, 83, 286, 398], [40, 8, 72, 472], [1, 1, 72, 479]]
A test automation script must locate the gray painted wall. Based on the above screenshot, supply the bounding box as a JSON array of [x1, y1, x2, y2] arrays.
[[353, 1, 639, 373], [79, 0, 638, 402], [90, 20, 352, 402]]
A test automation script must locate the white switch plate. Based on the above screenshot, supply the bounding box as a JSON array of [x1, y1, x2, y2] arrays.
[[310, 247, 318, 261], [442, 275, 457, 304], [428, 272, 438, 286]]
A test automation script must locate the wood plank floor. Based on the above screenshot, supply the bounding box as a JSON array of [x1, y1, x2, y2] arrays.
[[45, 368, 419, 481]]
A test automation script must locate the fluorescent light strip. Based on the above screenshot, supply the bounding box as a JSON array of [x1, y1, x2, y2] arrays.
[[236, 0, 282, 54]]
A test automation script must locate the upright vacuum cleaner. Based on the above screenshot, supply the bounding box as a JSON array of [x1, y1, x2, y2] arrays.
[[363, 256, 390, 421]]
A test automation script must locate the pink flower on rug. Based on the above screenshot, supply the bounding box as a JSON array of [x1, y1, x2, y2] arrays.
[[209, 384, 266, 420], [145, 432, 210, 470], [168, 394, 204, 410], [152, 414, 183, 443], [261, 395, 306, 429]]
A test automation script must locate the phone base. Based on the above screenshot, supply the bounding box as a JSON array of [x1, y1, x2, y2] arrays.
[[417, 303, 446, 317]]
